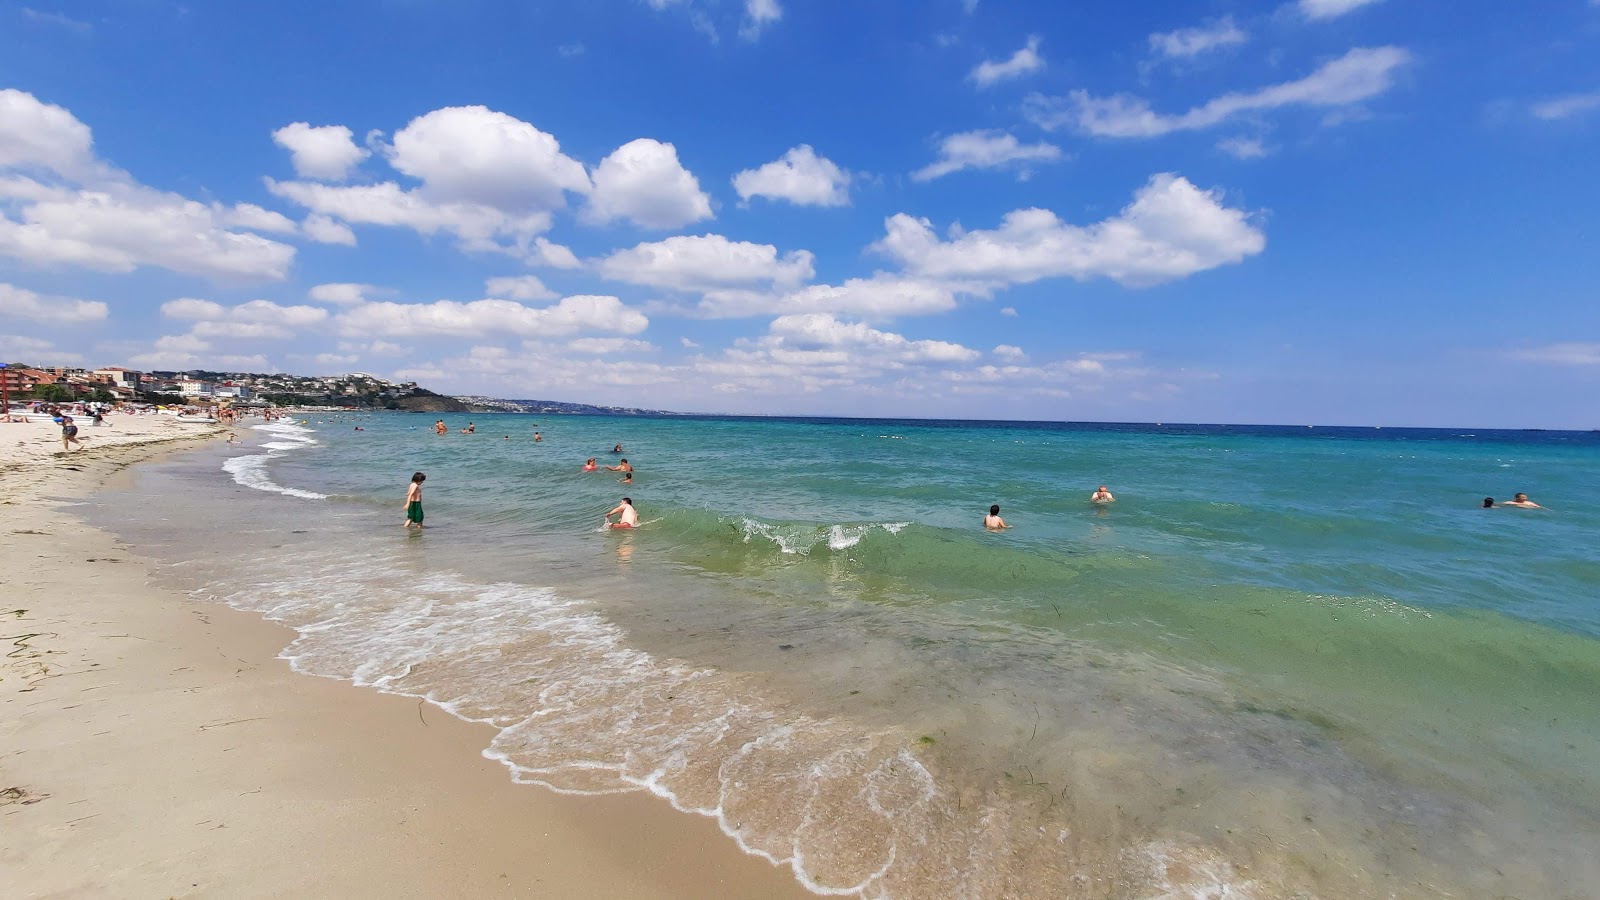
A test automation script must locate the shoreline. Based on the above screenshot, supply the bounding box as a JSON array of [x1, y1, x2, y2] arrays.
[[1, 427, 811, 898]]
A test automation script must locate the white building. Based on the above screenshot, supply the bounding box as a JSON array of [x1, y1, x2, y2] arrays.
[[214, 384, 253, 400], [177, 380, 216, 398]]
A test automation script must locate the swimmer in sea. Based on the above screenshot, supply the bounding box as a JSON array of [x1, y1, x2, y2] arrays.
[[1503, 492, 1544, 509], [533, 431, 542, 442], [1482, 497, 1495, 508], [582, 457, 598, 472], [984, 504, 1009, 530], [461, 422, 475, 434], [619, 471, 633, 484], [404, 472, 425, 529], [1090, 485, 1115, 504], [612, 443, 624, 453], [606, 458, 632, 473], [604, 497, 638, 529], [434, 420, 446, 435]]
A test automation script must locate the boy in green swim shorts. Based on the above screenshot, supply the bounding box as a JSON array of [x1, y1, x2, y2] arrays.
[[404, 472, 426, 528]]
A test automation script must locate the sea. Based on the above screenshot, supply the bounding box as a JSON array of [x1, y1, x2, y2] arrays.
[[89, 413, 1600, 899]]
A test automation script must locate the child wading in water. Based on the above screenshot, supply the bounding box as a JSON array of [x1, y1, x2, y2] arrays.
[[404, 472, 426, 529]]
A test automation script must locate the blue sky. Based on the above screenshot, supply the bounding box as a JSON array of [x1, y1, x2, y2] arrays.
[[1, 0, 1597, 427]]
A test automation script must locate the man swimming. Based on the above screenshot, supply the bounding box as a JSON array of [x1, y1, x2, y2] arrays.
[[604, 497, 638, 529], [619, 471, 633, 484], [434, 420, 446, 435], [1090, 485, 1115, 503], [984, 504, 1009, 530], [605, 458, 632, 473], [1504, 492, 1544, 509]]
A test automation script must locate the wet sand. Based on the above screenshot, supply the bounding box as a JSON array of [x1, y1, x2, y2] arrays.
[[0, 423, 810, 899]]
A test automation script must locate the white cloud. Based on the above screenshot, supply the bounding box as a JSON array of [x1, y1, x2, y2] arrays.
[[584, 138, 712, 229], [1217, 136, 1271, 159], [971, 36, 1045, 88], [0, 88, 97, 178], [1508, 343, 1600, 366], [302, 212, 357, 245], [387, 106, 592, 210], [1531, 90, 1600, 121], [486, 275, 557, 301], [335, 295, 648, 338], [912, 130, 1062, 181], [0, 282, 108, 323], [597, 234, 814, 292], [271, 123, 370, 181], [565, 337, 657, 354], [1000, 306, 1018, 317], [313, 353, 360, 367], [0, 333, 80, 364], [337, 340, 408, 356], [531, 237, 582, 269], [0, 91, 296, 281], [1028, 46, 1411, 137], [309, 283, 381, 306], [873, 173, 1265, 288], [762, 313, 980, 364], [1149, 18, 1247, 59], [269, 105, 591, 257], [128, 334, 275, 371], [739, 0, 782, 41], [161, 297, 328, 341], [680, 337, 700, 348], [732, 145, 850, 207], [224, 203, 298, 234], [1298, 0, 1383, 21], [994, 344, 1027, 360], [691, 274, 967, 320]]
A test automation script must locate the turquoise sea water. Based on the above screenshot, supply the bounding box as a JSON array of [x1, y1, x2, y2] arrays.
[[95, 414, 1600, 898]]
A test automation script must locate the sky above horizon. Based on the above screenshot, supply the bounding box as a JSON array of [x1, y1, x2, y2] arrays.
[[1, 0, 1597, 427]]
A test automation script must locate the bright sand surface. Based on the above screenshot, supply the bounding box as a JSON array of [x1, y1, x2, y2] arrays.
[[0, 418, 810, 899]]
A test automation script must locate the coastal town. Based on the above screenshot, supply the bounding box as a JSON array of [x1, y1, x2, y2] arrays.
[[1, 363, 428, 409]]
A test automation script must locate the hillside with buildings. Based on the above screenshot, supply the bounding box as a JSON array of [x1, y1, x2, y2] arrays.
[[0, 363, 440, 409]]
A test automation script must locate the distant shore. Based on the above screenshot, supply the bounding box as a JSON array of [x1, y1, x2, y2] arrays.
[[0, 419, 808, 899]]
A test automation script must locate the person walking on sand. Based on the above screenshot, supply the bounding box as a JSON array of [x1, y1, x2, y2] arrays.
[[404, 472, 426, 529], [984, 504, 1009, 530], [60, 414, 82, 452], [604, 497, 638, 529], [1090, 485, 1115, 504]]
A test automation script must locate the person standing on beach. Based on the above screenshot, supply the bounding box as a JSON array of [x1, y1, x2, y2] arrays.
[[404, 472, 426, 529], [60, 414, 82, 451], [604, 497, 638, 529]]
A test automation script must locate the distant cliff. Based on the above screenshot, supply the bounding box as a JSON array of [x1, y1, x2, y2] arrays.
[[395, 394, 471, 413]]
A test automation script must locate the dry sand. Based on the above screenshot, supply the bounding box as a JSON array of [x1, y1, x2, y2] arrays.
[[0, 418, 811, 898]]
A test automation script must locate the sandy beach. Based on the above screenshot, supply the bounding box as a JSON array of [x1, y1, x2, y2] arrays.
[[1, 417, 810, 899]]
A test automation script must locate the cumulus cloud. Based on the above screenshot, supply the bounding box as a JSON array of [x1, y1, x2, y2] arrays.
[[160, 297, 329, 340], [128, 333, 275, 371], [597, 234, 814, 292], [584, 138, 712, 229], [1148, 18, 1247, 59], [994, 344, 1027, 360], [1298, 0, 1383, 21], [308, 283, 382, 305], [0, 282, 108, 323], [335, 295, 648, 339], [0, 90, 296, 281], [271, 123, 370, 180], [764, 313, 980, 364], [690, 274, 967, 320], [565, 337, 657, 354], [1028, 46, 1411, 137], [485, 274, 558, 301], [873, 173, 1265, 288], [912, 130, 1062, 181], [302, 213, 357, 245], [971, 36, 1045, 88], [530, 237, 582, 269], [269, 105, 591, 258], [739, 0, 782, 40], [1531, 89, 1600, 121], [732, 145, 850, 207]]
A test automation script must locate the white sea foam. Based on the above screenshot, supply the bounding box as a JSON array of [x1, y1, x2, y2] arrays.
[[222, 423, 327, 500], [742, 518, 914, 555]]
